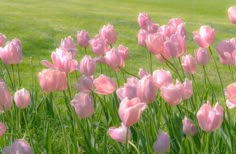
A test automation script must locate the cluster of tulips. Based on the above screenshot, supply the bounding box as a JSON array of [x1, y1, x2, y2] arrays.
[[1, 5, 236, 154]]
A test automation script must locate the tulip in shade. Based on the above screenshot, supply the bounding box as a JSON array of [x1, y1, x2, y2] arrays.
[[119, 97, 147, 127], [152, 69, 172, 89], [60, 36, 77, 58], [153, 130, 170, 154], [0, 122, 6, 137], [228, 6, 236, 24], [79, 55, 96, 76], [225, 82, 236, 109], [76, 76, 94, 93], [181, 54, 197, 75], [0, 39, 22, 64], [116, 77, 138, 100], [100, 24, 117, 45], [39, 69, 67, 93], [108, 123, 131, 143], [104, 48, 125, 71], [14, 88, 31, 109], [197, 102, 224, 132], [93, 74, 117, 95], [0, 33, 6, 47], [195, 47, 210, 65], [71, 92, 94, 118], [0, 80, 12, 112], [77, 30, 90, 48], [193, 25, 215, 48], [182, 116, 197, 136], [3, 139, 33, 154]]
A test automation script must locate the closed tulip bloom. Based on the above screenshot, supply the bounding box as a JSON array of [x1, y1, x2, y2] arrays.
[[138, 13, 151, 30], [116, 77, 138, 100], [145, 33, 164, 55], [181, 54, 197, 74], [161, 83, 182, 105], [182, 116, 197, 136], [39, 69, 67, 92], [138, 29, 147, 47], [0, 39, 22, 64], [104, 48, 124, 71], [76, 76, 93, 93], [0, 122, 6, 137], [136, 75, 157, 104], [118, 44, 129, 61], [100, 24, 117, 45], [71, 92, 94, 118], [195, 47, 210, 65], [180, 79, 193, 100], [119, 97, 147, 127], [60, 36, 77, 58], [197, 102, 224, 132], [138, 68, 149, 78], [108, 123, 131, 143], [77, 30, 90, 48], [3, 139, 33, 154], [147, 22, 159, 33], [14, 88, 31, 109], [79, 55, 96, 76], [0, 80, 12, 111], [89, 36, 105, 55], [193, 25, 215, 48], [228, 6, 236, 24], [153, 130, 170, 154], [0, 33, 6, 47], [152, 69, 172, 89], [225, 82, 236, 109], [93, 74, 117, 95]]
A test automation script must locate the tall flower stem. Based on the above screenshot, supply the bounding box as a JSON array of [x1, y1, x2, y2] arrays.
[[66, 73, 72, 100]]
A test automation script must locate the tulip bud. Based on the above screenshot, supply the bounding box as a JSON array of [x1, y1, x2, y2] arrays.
[[193, 25, 215, 48], [108, 123, 131, 143], [195, 47, 210, 65], [77, 30, 90, 48], [100, 24, 117, 45], [60, 36, 77, 58], [79, 55, 96, 76], [152, 69, 172, 88], [182, 116, 197, 136], [3, 139, 33, 154], [228, 6, 236, 24], [14, 88, 31, 109], [153, 130, 170, 154], [0, 80, 12, 111], [181, 54, 197, 75]]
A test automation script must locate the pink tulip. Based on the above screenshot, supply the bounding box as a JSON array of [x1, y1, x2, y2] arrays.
[[136, 75, 157, 104], [3, 139, 32, 154], [104, 48, 124, 71], [193, 25, 215, 48], [138, 13, 151, 30], [100, 24, 117, 45], [14, 88, 31, 109], [71, 92, 94, 118], [116, 77, 138, 100], [146, 22, 159, 33], [89, 36, 106, 55], [0, 80, 12, 111], [0, 39, 22, 64], [138, 68, 149, 78], [153, 130, 170, 154], [137, 29, 147, 47], [79, 55, 96, 76], [0, 122, 6, 137], [197, 102, 224, 132], [225, 82, 236, 109], [195, 47, 210, 65], [181, 54, 197, 74], [118, 44, 129, 61], [160, 83, 182, 105], [41, 48, 78, 73], [108, 123, 131, 143], [180, 79, 193, 100], [228, 6, 236, 24], [39, 69, 67, 92], [145, 33, 164, 55], [76, 76, 94, 93], [168, 18, 185, 36], [152, 69, 172, 88], [119, 97, 147, 127], [0, 33, 6, 47], [182, 116, 197, 136], [93, 74, 117, 95], [60, 36, 77, 58], [77, 30, 90, 48]]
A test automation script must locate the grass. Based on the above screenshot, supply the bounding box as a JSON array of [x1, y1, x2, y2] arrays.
[[0, 0, 236, 153]]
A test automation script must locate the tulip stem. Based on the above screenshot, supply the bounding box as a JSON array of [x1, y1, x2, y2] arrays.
[[125, 127, 129, 154], [148, 50, 153, 73], [178, 57, 185, 78], [17, 64, 21, 87], [228, 65, 235, 82], [120, 68, 140, 79], [3, 64, 14, 89], [128, 141, 140, 154], [66, 73, 72, 100], [11, 64, 16, 90]]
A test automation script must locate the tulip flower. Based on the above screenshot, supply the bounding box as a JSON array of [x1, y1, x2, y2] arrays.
[[145, 33, 164, 55], [228, 6, 236, 24], [225, 82, 236, 109], [93, 74, 117, 95], [104, 48, 125, 71], [137, 29, 147, 47], [108, 123, 131, 143], [138, 13, 151, 30], [119, 97, 147, 127], [193, 25, 215, 48], [89, 36, 106, 55], [152, 69, 172, 88], [181, 54, 197, 75], [118, 44, 129, 61], [77, 30, 90, 48], [60, 36, 77, 58], [0, 33, 6, 47], [100, 24, 117, 45], [153, 130, 170, 154], [76, 76, 94, 93], [71, 92, 94, 118], [14, 88, 31, 109], [0, 122, 6, 137], [116, 77, 138, 100], [182, 116, 197, 136], [79, 55, 96, 76], [179, 79, 193, 100], [138, 68, 149, 78], [0, 39, 22, 64], [0, 80, 12, 111], [195, 47, 210, 65], [197, 102, 224, 132], [3, 139, 33, 154]]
